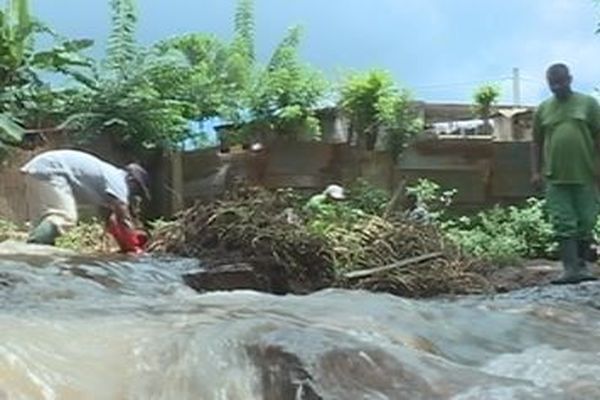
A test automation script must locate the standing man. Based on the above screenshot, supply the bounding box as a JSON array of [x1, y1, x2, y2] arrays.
[[21, 149, 150, 246], [531, 63, 600, 284]]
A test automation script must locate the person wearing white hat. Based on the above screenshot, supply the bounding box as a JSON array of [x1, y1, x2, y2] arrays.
[[304, 184, 346, 213], [21, 149, 150, 245]]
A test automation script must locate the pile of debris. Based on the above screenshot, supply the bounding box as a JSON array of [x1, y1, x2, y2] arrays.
[[150, 187, 335, 294], [329, 216, 490, 297], [150, 187, 490, 298]]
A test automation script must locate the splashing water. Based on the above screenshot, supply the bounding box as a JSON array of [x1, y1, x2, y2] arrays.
[[0, 242, 600, 399]]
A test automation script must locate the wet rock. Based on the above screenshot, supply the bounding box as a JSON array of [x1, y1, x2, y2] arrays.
[[316, 348, 441, 400], [246, 344, 322, 400], [247, 336, 444, 400], [184, 264, 269, 292], [183, 261, 293, 294]]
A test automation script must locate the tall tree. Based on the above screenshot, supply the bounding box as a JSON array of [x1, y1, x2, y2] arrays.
[[154, 33, 235, 121], [61, 0, 190, 151], [225, 0, 327, 142], [106, 0, 138, 77], [233, 0, 255, 64], [250, 25, 326, 140], [341, 69, 421, 156]]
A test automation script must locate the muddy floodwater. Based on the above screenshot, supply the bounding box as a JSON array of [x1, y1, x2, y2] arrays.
[[0, 242, 599, 400]]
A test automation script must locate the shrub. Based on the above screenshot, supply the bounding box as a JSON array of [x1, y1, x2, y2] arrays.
[[442, 198, 556, 266]]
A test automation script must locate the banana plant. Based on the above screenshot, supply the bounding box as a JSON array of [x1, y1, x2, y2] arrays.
[[0, 0, 93, 150], [0, 113, 24, 144]]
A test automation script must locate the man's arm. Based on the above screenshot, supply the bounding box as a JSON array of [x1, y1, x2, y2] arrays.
[[107, 195, 134, 229], [531, 110, 544, 188], [588, 97, 600, 181], [531, 137, 543, 177]]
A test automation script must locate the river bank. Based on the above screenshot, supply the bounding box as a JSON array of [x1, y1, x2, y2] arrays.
[[2, 186, 593, 298], [148, 187, 593, 298]]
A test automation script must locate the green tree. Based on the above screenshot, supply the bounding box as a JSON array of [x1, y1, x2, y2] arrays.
[[62, 0, 191, 151], [248, 26, 327, 141], [0, 0, 93, 151], [106, 0, 138, 78], [472, 84, 500, 135], [154, 33, 239, 121], [340, 69, 420, 155], [223, 0, 327, 143]]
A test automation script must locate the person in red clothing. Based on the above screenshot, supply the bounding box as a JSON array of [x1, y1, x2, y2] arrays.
[[106, 214, 148, 254]]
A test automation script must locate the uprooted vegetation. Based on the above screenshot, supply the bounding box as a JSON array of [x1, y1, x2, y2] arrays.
[[149, 186, 491, 298]]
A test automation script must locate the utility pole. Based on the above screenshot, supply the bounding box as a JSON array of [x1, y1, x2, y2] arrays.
[[512, 67, 521, 107]]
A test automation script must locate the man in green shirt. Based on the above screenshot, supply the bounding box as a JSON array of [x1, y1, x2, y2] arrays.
[[531, 63, 600, 284]]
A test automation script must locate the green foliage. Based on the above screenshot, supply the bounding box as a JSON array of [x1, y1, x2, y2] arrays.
[[0, 0, 32, 83], [221, 0, 327, 142], [62, 1, 190, 150], [0, 113, 24, 144], [304, 181, 393, 269], [226, 0, 255, 108], [405, 178, 555, 265], [473, 84, 500, 111], [0, 0, 93, 155], [341, 69, 421, 155], [0, 217, 23, 241], [233, 0, 255, 64], [106, 0, 138, 77], [346, 179, 391, 215], [56, 219, 107, 252], [154, 33, 243, 121], [62, 68, 190, 150], [406, 178, 456, 221], [63, 0, 327, 149], [0, 2, 94, 99], [472, 84, 501, 134], [444, 220, 527, 266], [247, 25, 327, 140], [442, 198, 555, 266], [385, 93, 423, 160], [305, 203, 366, 264]]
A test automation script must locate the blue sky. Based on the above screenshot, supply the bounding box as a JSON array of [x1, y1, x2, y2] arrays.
[[28, 0, 600, 105]]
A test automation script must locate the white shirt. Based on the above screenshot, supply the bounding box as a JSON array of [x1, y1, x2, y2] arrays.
[[21, 150, 130, 206]]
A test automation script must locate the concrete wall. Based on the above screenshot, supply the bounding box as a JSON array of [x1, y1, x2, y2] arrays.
[[397, 137, 535, 209], [0, 134, 537, 224], [175, 138, 535, 215], [177, 141, 395, 209]]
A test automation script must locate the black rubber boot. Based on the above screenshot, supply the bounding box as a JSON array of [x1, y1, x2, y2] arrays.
[[552, 239, 597, 285], [578, 239, 598, 263], [27, 219, 59, 245]]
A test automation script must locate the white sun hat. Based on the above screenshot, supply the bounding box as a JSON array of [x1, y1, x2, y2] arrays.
[[323, 184, 345, 200]]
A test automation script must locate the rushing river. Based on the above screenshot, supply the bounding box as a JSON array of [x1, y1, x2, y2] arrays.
[[0, 242, 599, 400]]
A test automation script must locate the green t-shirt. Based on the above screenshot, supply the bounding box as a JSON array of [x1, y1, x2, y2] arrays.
[[533, 92, 600, 184]]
